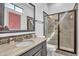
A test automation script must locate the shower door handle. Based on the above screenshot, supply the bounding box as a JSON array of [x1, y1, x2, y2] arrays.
[[59, 30, 61, 32]]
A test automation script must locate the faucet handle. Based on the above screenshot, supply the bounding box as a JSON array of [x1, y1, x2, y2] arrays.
[[8, 37, 15, 43], [9, 37, 14, 41]]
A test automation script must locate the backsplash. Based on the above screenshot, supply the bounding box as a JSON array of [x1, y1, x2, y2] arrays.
[[0, 34, 36, 45], [0, 38, 9, 45]]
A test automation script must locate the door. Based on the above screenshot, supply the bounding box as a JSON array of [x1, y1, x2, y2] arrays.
[[58, 10, 76, 54]]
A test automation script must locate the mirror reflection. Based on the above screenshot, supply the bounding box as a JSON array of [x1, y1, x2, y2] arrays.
[[0, 3, 35, 32], [27, 16, 34, 31]]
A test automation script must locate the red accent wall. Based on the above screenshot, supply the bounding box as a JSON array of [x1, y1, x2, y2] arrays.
[[9, 12, 20, 29]]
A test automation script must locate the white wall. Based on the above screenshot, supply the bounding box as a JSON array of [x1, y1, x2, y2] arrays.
[[48, 3, 75, 14], [33, 3, 48, 37], [4, 3, 34, 30]]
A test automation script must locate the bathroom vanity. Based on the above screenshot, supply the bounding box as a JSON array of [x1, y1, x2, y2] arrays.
[[0, 32, 47, 56], [0, 3, 47, 56]]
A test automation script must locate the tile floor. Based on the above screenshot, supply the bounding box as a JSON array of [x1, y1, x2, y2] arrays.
[[47, 44, 76, 56]]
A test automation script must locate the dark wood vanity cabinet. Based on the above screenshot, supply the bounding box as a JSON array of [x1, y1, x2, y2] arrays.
[[20, 40, 47, 56], [41, 40, 47, 56]]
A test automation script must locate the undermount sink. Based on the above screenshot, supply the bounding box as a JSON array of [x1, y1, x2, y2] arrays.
[[16, 40, 35, 47]]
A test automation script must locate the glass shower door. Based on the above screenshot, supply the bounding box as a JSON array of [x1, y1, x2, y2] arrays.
[[43, 12, 58, 45], [58, 10, 76, 53], [47, 14, 58, 45]]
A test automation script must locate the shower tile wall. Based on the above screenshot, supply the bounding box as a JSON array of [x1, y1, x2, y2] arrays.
[[48, 15, 58, 45], [59, 11, 74, 52]]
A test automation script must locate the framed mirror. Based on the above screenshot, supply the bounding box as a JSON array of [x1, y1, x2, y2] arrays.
[[0, 3, 35, 33]]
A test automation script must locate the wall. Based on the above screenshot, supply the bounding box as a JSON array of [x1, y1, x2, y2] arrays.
[[4, 3, 34, 30], [48, 3, 75, 14], [33, 3, 48, 37]]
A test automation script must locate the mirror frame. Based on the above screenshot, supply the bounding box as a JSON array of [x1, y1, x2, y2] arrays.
[[27, 3, 35, 31], [0, 3, 35, 33]]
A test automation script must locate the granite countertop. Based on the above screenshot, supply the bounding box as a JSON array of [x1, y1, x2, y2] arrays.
[[0, 37, 46, 56]]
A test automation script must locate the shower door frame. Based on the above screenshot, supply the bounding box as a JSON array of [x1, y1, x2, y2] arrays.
[[58, 10, 77, 54], [43, 11, 48, 36], [48, 9, 77, 54]]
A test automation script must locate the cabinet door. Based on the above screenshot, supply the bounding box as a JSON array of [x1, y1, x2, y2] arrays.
[[41, 41, 47, 56], [20, 43, 42, 56], [34, 50, 42, 56]]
